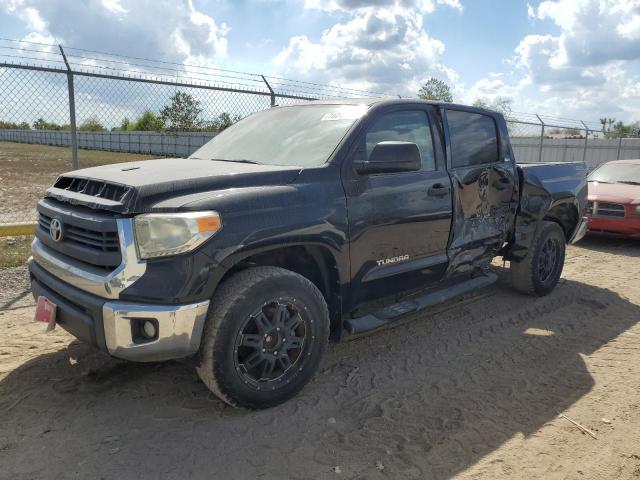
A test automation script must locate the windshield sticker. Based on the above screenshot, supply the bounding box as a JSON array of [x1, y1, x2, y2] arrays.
[[321, 106, 367, 121]]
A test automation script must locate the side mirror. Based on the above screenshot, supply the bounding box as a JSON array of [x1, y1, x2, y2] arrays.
[[355, 141, 422, 174]]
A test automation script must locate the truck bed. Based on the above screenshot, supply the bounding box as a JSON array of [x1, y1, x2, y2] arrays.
[[517, 161, 588, 202]]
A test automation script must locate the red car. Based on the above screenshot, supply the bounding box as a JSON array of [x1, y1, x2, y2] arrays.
[[587, 159, 640, 238]]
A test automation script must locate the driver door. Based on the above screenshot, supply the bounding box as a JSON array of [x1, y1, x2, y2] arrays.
[[342, 106, 453, 310]]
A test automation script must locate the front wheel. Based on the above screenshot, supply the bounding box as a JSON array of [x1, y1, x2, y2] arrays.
[[510, 221, 566, 296], [196, 266, 329, 409]]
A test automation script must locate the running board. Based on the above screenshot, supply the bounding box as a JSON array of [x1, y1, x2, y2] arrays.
[[344, 273, 498, 335]]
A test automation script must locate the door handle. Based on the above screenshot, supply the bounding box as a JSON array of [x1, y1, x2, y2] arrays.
[[428, 183, 450, 197], [492, 178, 513, 191]]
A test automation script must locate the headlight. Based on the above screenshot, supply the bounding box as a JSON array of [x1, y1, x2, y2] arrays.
[[634, 205, 640, 214], [134, 211, 222, 259]]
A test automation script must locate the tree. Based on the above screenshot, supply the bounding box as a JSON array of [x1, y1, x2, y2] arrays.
[[418, 78, 453, 102], [600, 117, 607, 133], [32, 118, 69, 130], [472, 97, 513, 118], [78, 117, 105, 132], [472, 99, 490, 110], [130, 110, 163, 131], [609, 120, 640, 138], [160, 91, 202, 131], [0, 120, 30, 130], [119, 117, 131, 131], [202, 112, 242, 132], [32, 118, 49, 130]]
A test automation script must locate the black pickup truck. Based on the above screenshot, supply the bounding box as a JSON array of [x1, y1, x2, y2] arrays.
[[29, 99, 588, 408]]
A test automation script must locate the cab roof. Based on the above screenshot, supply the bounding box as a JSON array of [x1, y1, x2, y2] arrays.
[[604, 159, 640, 165], [278, 97, 499, 116]]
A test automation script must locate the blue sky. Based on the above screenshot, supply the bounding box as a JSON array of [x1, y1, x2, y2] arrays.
[[1, 0, 639, 122]]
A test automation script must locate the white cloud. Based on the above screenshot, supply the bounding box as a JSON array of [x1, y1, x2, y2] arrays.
[[464, 75, 524, 105], [1, 1, 46, 31], [100, 0, 127, 14], [303, 0, 462, 13], [504, 0, 640, 120], [1, 0, 229, 64], [276, 3, 460, 95], [525, 0, 640, 67]]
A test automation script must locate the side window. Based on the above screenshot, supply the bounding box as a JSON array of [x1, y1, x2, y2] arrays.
[[358, 110, 435, 171], [447, 110, 499, 168]]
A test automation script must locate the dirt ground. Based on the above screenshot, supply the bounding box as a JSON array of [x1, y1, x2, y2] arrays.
[[1, 236, 639, 480], [0, 142, 156, 224]]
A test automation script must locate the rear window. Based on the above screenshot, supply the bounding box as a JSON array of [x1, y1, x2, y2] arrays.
[[447, 110, 499, 168]]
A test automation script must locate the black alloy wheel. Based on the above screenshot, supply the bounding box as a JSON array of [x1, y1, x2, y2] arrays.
[[233, 299, 310, 387]]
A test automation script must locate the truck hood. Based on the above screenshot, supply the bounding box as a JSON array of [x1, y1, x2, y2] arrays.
[[588, 181, 640, 204], [45, 158, 303, 214]]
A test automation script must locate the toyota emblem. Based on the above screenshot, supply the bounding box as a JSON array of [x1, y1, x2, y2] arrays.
[[49, 218, 64, 242]]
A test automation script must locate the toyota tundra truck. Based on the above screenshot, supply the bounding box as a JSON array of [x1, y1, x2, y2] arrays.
[[29, 99, 588, 408]]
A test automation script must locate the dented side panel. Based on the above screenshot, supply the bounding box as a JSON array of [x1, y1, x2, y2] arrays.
[[441, 108, 519, 278], [445, 163, 519, 275], [507, 162, 588, 261]]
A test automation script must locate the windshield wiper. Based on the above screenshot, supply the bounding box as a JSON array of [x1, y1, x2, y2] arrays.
[[588, 179, 610, 183], [618, 180, 640, 185], [188, 156, 261, 164], [208, 158, 262, 165]]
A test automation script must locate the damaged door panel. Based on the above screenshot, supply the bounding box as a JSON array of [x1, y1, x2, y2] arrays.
[[442, 108, 518, 277]]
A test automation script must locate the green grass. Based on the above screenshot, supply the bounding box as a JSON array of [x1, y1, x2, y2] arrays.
[[0, 236, 33, 269]]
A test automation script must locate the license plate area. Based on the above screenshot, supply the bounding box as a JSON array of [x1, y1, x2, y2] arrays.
[[34, 295, 57, 332]]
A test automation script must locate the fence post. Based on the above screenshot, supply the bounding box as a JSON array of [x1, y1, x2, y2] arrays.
[[616, 136, 623, 160], [580, 121, 589, 163], [535, 114, 545, 162], [58, 45, 78, 170], [261, 75, 276, 107]]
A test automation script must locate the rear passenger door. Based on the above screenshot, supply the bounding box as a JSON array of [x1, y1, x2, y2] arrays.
[[443, 108, 518, 276]]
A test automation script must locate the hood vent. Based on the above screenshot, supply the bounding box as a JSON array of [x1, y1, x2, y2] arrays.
[[54, 176, 130, 202]]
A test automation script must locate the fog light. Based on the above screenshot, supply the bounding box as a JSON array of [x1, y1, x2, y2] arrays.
[[142, 320, 157, 339]]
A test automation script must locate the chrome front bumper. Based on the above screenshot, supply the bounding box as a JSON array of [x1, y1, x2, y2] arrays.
[[103, 300, 209, 362], [31, 218, 146, 299], [30, 216, 210, 362]]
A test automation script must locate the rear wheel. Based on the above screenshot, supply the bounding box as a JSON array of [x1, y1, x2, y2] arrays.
[[196, 266, 329, 409], [510, 221, 566, 296]]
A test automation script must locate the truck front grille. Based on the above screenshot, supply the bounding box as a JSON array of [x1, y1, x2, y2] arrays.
[[589, 201, 625, 218], [35, 198, 122, 270], [38, 212, 119, 253]]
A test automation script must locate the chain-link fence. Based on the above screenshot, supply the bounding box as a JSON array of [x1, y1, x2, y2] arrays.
[[0, 40, 384, 228], [506, 113, 640, 171], [1, 38, 639, 231]]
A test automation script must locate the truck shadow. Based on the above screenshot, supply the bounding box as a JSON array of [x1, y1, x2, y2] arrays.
[[1, 275, 638, 479]]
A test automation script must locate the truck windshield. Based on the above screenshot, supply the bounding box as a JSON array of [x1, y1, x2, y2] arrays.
[[588, 163, 640, 185], [190, 104, 368, 167]]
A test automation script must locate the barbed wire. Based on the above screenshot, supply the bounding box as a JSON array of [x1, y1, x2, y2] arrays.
[[0, 37, 605, 128]]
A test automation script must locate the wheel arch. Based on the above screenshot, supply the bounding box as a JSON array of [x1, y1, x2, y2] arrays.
[[543, 200, 580, 241], [217, 243, 343, 340]]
